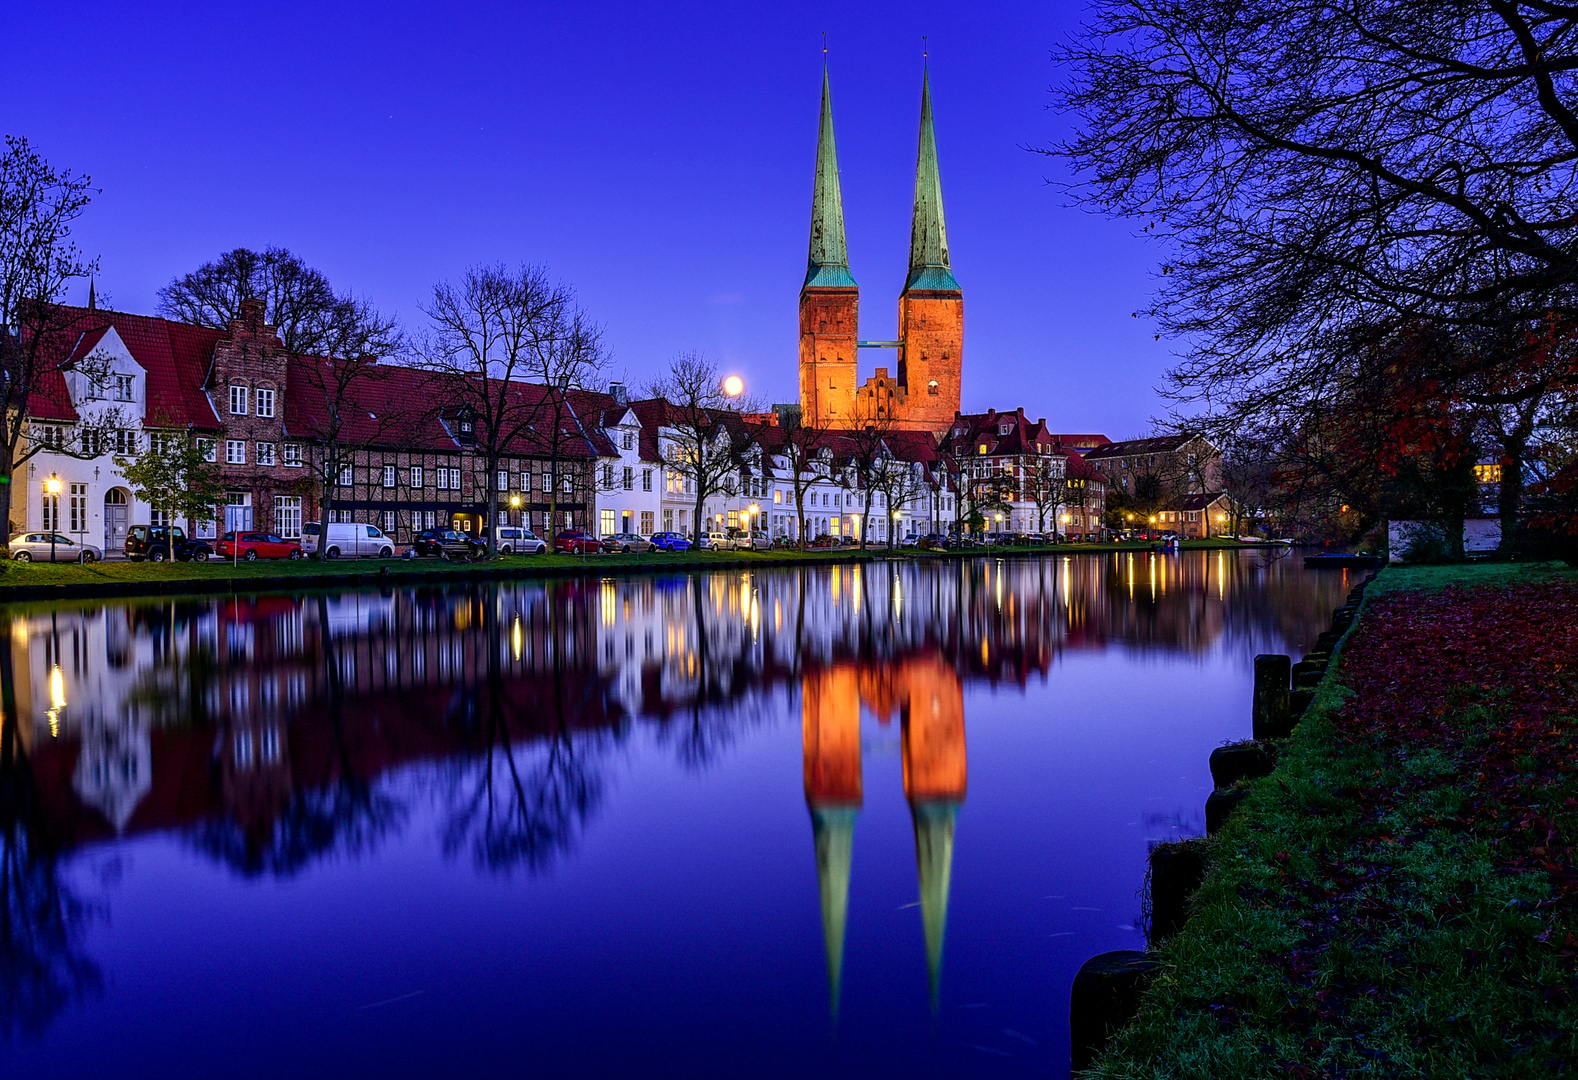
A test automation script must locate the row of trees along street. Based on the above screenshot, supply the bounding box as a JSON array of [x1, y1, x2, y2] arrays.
[[1055, 0, 1578, 556]]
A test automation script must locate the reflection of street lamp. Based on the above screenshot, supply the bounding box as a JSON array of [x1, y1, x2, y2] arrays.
[[44, 476, 61, 562]]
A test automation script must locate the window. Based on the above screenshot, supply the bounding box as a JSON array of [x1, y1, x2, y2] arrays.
[[927, 380, 939, 395], [640, 511, 653, 534], [497, 470, 508, 492], [663, 509, 674, 531], [34, 424, 65, 449], [275, 496, 302, 539], [113, 373, 134, 401], [66, 483, 87, 533], [256, 442, 277, 466], [283, 443, 301, 467], [521, 471, 533, 492], [382, 510, 396, 534], [562, 475, 573, 494], [410, 465, 423, 488], [727, 510, 739, 530], [424, 510, 436, 530], [384, 465, 397, 488], [255, 388, 275, 418], [603, 463, 615, 486], [622, 432, 635, 451], [229, 385, 248, 415], [436, 466, 459, 490], [773, 489, 782, 505], [338, 465, 354, 487], [225, 439, 246, 465], [642, 469, 652, 492], [600, 509, 615, 535], [622, 467, 633, 490]]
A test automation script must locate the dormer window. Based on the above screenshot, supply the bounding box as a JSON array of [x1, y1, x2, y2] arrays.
[[456, 408, 475, 446], [999, 424, 1011, 435], [113, 374, 134, 402], [229, 385, 248, 416], [977, 444, 988, 455]]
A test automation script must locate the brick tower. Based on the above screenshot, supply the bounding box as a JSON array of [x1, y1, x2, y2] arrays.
[[799, 67, 860, 427], [895, 68, 963, 431]]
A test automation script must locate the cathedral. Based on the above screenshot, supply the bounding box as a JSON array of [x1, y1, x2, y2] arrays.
[[798, 67, 963, 435]]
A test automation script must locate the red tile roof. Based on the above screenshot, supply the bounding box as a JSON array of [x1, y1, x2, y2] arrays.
[[40, 306, 225, 429]]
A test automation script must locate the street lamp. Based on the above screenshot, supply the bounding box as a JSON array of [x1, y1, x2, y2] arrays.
[[44, 476, 61, 562]]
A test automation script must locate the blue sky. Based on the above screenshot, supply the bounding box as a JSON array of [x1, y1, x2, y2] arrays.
[[5, 1, 1172, 437]]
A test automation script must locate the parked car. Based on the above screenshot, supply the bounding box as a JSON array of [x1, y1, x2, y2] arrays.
[[900, 534, 921, 548], [649, 531, 692, 552], [700, 531, 735, 551], [726, 529, 771, 551], [8, 532, 103, 563], [554, 529, 600, 554], [412, 528, 485, 559], [125, 525, 212, 562], [493, 526, 547, 555], [601, 532, 656, 554], [302, 522, 396, 559], [216, 531, 303, 561]]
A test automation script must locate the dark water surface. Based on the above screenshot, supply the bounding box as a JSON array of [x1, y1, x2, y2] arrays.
[[0, 551, 1354, 1078]]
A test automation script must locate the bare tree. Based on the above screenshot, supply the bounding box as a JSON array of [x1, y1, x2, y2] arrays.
[[645, 352, 752, 546], [1023, 454, 1072, 538], [157, 247, 339, 354], [0, 137, 122, 536], [419, 265, 605, 555], [1053, 1, 1578, 445], [774, 407, 830, 548], [287, 295, 404, 532]]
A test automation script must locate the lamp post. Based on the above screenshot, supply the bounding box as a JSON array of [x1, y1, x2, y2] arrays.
[[44, 476, 61, 562], [510, 494, 522, 557]]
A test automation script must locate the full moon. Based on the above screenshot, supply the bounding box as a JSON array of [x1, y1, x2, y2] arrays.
[[722, 375, 744, 397]]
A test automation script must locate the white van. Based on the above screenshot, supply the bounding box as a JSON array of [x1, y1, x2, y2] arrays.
[[302, 522, 396, 559], [492, 526, 547, 554]]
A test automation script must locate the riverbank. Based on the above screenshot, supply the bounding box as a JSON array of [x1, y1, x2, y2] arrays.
[[0, 537, 1267, 601], [1088, 560, 1578, 1078]]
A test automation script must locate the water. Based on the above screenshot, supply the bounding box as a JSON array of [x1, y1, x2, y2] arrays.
[[0, 550, 1353, 1078]]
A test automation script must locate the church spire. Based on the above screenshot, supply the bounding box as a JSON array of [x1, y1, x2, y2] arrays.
[[805, 65, 857, 290], [905, 67, 959, 293]]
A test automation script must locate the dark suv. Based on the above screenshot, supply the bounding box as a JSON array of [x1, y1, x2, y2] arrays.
[[125, 525, 214, 562], [413, 528, 485, 559]]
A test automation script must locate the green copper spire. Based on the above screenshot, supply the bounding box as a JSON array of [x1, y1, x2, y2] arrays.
[[905, 68, 960, 293], [805, 67, 858, 290], [912, 800, 959, 1013], [812, 805, 857, 1020]]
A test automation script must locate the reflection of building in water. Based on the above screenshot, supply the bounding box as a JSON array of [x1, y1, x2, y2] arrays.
[[802, 654, 966, 1017], [4, 551, 1336, 866]]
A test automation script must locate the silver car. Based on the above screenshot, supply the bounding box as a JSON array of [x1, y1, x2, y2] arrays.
[[9, 532, 104, 563]]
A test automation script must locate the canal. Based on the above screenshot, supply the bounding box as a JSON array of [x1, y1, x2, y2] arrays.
[[0, 551, 1352, 1078]]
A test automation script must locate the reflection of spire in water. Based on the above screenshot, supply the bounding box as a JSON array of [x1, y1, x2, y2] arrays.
[[803, 666, 863, 1021], [912, 799, 958, 1012], [899, 655, 966, 1013], [812, 805, 857, 1017]]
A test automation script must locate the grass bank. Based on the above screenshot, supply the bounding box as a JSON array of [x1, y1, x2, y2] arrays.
[[1090, 560, 1578, 1078], [0, 537, 1269, 600]]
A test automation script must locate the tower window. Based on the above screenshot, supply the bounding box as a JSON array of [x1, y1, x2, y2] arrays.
[[928, 380, 939, 395]]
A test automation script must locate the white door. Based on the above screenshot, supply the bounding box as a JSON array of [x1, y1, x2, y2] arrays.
[[104, 490, 129, 552]]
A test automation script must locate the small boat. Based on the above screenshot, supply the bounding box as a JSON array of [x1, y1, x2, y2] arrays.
[[1303, 552, 1382, 568]]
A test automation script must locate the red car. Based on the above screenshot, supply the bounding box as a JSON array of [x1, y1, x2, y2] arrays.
[[216, 531, 304, 561], [553, 529, 600, 554]]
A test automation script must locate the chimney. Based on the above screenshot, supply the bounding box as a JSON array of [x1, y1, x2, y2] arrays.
[[609, 381, 628, 405], [238, 296, 266, 330]]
